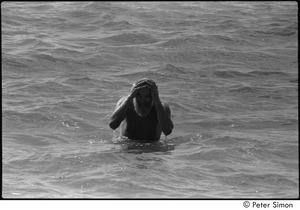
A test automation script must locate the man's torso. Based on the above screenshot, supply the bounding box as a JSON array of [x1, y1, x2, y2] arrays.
[[120, 105, 161, 142]]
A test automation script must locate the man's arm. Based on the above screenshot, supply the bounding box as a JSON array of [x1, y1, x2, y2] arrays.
[[109, 84, 144, 130], [147, 82, 174, 136], [155, 100, 174, 136], [109, 96, 131, 130]]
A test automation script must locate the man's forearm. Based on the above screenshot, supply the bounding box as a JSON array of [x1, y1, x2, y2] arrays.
[[154, 100, 173, 136], [109, 96, 132, 129]]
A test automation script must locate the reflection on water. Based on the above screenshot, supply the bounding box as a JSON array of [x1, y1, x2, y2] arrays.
[[112, 136, 175, 154]]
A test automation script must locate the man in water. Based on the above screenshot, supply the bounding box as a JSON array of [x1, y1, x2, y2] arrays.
[[109, 78, 174, 142]]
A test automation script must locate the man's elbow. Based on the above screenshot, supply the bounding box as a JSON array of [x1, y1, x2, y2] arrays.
[[164, 130, 172, 136], [163, 125, 173, 136], [109, 120, 119, 130]]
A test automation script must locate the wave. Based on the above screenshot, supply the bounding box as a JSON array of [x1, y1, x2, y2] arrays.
[[220, 173, 298, 188], [16, 81, 73, 96], [3, 110, 56, 131], [213, 70, 255, 78], [241, 22, 297, 39], [289, 79, 298, 83], [30, 3, 54, 11], [30, 53, 84, 66], [249, 71, 289, 76], [2, 16, 26, 28], [156, 34, 241, 48], [262, 23, 297, 37], [101, 21, 135, 30], [3, 103, 99, 135], [156, 64, 187, 74], [6, 134, 51, 147], [156, 34, 205, 47], [229, 86, 257, 93], [2, 56, 30, 69], [113, 64, 188, 79], [32, 54, 60, 63], [101, 33, 159, 46], [6, 39, 56, 54], [51, 47, 83, 56], [228, 85, 281, 97], [213, 69, 290, 79]]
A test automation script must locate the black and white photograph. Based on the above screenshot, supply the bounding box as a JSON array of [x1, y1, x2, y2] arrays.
[[2, 1, 298, 199]]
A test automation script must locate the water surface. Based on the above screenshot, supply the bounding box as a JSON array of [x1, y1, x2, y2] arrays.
[[2, 2, 298, 198]]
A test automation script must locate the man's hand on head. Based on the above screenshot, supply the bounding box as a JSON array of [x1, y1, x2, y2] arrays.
[[145, 79, 158, 90], [146, 83, 159, 102], [130, 78, 160, 102], [129, 84, 147, 99]]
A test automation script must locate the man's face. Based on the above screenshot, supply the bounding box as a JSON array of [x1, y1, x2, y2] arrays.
[[133, 87, 153, 117]]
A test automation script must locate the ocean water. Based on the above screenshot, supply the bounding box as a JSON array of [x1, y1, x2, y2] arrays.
[[2, 2, 298, 198]]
